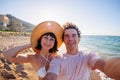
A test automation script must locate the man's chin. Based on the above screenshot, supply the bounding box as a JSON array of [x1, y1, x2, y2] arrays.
[[68, 46, 75, 50]]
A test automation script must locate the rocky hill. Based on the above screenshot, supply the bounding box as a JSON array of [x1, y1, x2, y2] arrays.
[[6, 14, 35, 32]]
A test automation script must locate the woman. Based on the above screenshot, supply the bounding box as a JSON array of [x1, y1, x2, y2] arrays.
[[3, 21, 63, 80]]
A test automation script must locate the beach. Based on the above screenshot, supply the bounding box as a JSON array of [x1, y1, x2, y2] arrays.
[[0, 32, 115, 80]]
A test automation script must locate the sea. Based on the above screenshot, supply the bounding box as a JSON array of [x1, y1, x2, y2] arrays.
[[59, 35, 120, 59]]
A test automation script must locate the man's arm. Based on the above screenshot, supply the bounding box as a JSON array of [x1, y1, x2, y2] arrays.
[[42, 73, 58, 80], [94, 57, 120, 80]]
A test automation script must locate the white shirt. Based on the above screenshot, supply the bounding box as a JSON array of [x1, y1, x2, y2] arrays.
[[48, 51, 100, 80]]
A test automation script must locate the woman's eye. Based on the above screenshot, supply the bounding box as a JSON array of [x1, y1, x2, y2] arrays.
[[50, 38, 55, 41], [44, 36, 48, 39]]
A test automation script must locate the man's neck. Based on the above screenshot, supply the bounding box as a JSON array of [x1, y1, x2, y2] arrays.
[[66, 49, 78, 55]]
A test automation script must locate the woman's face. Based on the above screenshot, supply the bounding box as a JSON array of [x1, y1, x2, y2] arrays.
[[41, 35, 55, 51]]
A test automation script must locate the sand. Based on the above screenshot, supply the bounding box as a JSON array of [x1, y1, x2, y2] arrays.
[[0, 32, 114, 80]]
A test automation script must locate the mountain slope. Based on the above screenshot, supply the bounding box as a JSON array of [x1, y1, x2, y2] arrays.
[[6, 14, 35, 32]]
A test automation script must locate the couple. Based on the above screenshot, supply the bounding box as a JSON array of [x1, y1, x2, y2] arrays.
[[3, 21, 120, 80]]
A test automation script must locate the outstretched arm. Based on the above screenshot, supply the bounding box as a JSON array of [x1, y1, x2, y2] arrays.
[[3, 44, 31, 63], [94, 57, 120, 80]]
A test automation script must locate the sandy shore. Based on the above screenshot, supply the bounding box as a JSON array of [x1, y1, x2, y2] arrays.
[[0, 32, 114, 80]]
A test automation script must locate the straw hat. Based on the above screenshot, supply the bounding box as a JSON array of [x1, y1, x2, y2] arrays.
[[31, 21, 63, 51]]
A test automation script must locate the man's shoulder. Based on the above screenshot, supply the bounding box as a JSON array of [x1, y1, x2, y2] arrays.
[[79, 50, 98, 57], [53, 53, 68, 61]]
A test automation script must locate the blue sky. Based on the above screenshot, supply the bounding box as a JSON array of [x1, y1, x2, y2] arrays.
[[0, 0, 120, 35]]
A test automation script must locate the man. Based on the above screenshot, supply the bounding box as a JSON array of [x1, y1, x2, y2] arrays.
[[42, 22, 120, 80]]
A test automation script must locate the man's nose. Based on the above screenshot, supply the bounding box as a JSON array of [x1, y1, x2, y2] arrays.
[[69, 36, 74, 40]]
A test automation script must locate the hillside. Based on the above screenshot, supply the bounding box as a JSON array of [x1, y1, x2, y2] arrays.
[[6, 14, 35, 32]]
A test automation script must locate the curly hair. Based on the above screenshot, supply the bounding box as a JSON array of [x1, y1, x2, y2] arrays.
[[62, 22, 81, 40]]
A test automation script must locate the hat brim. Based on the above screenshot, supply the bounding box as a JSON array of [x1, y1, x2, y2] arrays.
[[31, 21, 63, 51]]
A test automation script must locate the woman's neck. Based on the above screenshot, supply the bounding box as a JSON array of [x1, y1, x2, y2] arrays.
[[40, 49, 49, 58]]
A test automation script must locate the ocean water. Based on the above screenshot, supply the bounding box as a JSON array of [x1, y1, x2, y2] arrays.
[[79, 35, 120, 58], [58, 35, 120, 59]]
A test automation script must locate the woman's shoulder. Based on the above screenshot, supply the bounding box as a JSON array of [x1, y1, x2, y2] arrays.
[[27, 52, 38, 59], [52, 53, 64, 60]]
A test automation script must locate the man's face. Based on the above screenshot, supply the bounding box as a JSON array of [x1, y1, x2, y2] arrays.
[[63, 29, 80, 51]]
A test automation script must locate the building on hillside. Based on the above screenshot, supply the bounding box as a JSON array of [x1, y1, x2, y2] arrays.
[[8, 16, 25, 32], [0, 14, 25, 32], [0, 14, 9, 30]]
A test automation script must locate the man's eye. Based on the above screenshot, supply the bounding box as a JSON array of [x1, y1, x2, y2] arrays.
[[64, 35, 69, 38], [73, 34, 77, 38]]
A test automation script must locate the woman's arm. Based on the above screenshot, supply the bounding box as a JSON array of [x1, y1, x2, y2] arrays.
[[3, 44, 31, 63]]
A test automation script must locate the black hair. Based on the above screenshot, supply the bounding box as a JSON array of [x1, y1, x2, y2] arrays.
[[35, 32, 58, 53]]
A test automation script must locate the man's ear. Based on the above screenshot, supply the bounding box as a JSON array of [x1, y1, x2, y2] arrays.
[[78, 38, 80, 43]]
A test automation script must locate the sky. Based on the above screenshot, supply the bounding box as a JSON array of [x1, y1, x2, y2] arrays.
[[0, 0, 120, 36]]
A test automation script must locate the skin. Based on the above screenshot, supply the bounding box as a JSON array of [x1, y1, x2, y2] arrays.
[[3, 35, 56, 80], [63, 29, 80, 55], [42, 28, 120, 80]]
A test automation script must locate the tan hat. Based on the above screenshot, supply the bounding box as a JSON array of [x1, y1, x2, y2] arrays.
[[31, 21, 63, 51]]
